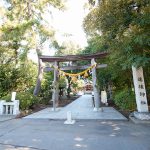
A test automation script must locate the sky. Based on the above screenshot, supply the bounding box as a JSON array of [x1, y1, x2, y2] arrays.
[[51, 0, 88, 48], [28, 0, 88, 61]]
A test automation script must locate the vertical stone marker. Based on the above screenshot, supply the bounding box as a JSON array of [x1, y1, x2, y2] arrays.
[[11, 92, 16, 101], [132, 66, 149, 112]]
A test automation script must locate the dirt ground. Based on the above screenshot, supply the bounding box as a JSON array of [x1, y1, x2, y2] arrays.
[[58, 95, 80, 107]]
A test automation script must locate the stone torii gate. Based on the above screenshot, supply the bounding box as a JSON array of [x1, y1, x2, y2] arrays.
[[34, 52, 108, 111]]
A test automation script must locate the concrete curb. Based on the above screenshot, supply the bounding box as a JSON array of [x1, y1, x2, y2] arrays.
[[129, 115, 150, 124]]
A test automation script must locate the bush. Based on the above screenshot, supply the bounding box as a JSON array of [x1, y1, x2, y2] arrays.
[[114, 89, 136, 111], [39, 89, 52, 105], [1, 92, 40, 110], [39, 72, 53, 104]]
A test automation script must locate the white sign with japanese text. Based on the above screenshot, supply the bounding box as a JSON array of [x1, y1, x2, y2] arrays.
[[132, 66, 149, 112]]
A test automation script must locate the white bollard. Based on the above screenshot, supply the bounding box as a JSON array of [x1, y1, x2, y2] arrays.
[[11, 92, 16, 101], [64, 111, 75, 124]]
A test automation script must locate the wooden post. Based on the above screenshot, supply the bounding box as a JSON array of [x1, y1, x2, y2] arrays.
[[52, 61, 59, 111], [33, 58, 44, 96], [91, 58, 101, 111]]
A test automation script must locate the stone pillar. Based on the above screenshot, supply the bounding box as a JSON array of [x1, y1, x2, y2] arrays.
[[91, 58, 101, 111], [52, 61, 59, 111], [132, 66, 149, 112], [11, 92, 16, 101], [13, 100, 20, 115]]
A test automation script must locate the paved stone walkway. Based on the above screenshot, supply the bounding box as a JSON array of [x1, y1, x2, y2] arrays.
[[24, 95, 127, 120]]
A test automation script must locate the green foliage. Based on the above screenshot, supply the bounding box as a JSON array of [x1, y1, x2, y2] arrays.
[[0, 0, 65, 99], [114, 89, 136, 111], [55, 40, 81, 56], [59, 76, 67, 88], [81, 35, 108, 54], [72, 79, 84, 90], [0, 60, 37, 97], [39, 72, 53, 104], [83, 0, 150, 109], [84, 0, 150, 68], [2, 92, 40, 110], [18, 61, 38, 91]]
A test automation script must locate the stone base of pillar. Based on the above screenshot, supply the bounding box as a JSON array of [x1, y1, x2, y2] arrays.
[[93, 107, 103, 112], [64, 111, 75, 125], [50, 108, 61, 111], [64, 120, 75, 125], [133, 111, 150, 120]]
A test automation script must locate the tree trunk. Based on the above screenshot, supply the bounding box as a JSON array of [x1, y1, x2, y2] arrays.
[[33, 57, 43, 96], [52, 61, 59, 110]]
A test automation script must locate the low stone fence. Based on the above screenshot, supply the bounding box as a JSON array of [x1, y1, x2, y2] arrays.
[[0, 100, 20, 115], [0, 92, 20, 115]]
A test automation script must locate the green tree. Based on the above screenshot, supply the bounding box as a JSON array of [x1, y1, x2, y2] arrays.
[[55, 40, 81, 56], [0, 0, 65, 97], [83, 0, 150, 108], [84, 0, 150, 68]]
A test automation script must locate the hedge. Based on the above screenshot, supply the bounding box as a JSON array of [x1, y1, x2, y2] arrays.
[[114, 89, 136, 111]]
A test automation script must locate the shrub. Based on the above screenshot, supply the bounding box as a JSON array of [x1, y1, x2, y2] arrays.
[[114, 89, 136, 111], [39, 89, 52, 105], [39, 72, 53, 104], [1, 92, 40, 110]]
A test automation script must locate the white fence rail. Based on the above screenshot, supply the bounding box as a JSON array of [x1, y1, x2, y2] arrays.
[[0, 92, 20, 115], [0, 100, 20, 115]]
